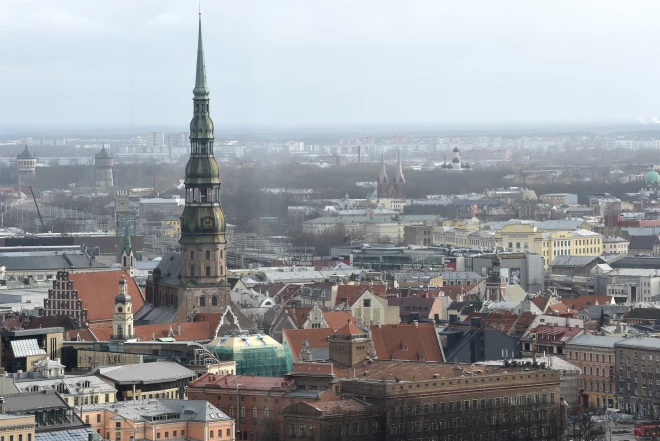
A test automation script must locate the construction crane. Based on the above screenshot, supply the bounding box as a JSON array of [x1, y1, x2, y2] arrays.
[[29, 186, 46, 233]]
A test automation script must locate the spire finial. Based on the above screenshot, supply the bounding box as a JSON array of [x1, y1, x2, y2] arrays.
[[198, 2, 201, 16], [193, 12, 209, 96]]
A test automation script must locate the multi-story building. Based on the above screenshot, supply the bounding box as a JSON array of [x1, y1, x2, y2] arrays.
[[565, 334, 624, 409], [539, 193, 578, 206], [602, 236, 629, 254], [615, 336, 660, 417], [82, 399, 234, 441], [145, 132, 165, 154], [520, 325, 584, 359], [0, 357, 116, 407]]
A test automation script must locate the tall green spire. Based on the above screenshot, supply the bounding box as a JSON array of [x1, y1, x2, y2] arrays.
[[193, 16, 209, 97], [122, 226, 132, 256], [189, 14, 214, 143]]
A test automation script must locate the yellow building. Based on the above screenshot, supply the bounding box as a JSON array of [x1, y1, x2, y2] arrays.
[[0, 414, 35, 441], [163, 216, 181, 238], [437, 220, 603, 268]]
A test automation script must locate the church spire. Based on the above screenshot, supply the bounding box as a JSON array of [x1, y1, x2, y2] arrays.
[[190, 15, 214, 143], [395, 149, 405, 184], [378, 153, 389, 184], [193, 15, 209, 97]]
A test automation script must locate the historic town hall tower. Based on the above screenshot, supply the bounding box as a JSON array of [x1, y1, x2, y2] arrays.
[[179, 15, 227, 284]]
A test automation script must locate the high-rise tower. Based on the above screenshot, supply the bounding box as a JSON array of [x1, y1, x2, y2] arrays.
[[179, 15, 227, 284], [94, 144, 114, 188]]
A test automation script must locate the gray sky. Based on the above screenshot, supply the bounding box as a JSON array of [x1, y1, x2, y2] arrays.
[[1, 0, 659, 128]]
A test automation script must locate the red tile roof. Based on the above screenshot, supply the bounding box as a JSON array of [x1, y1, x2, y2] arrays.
[[284, 328, 335, 362], [91, 322, 213, 342], [438, 283, 479, 300], [520, 324, 583, 343], [369, 323, 444, 362], [323, 312, 357, 331], [336, 322, 364, 336], [558, 296, 613, 311], [67, 329, 98, 342], [69, 270, 145, 322], [465, 312, 518, 335], [531, 297, 550, 313], [336, 285, 387, 306]]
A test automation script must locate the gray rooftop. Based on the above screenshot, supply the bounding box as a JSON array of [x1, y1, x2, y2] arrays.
[[0, 250, 107, 271], [152, 252, 181, 286], [93, 361, 196, 385], [3, 390, 69, 412], [14, 375, 116, 396], [36, 428, 101, 441], [551, 255, 603, 267], [565, 334, 626, 349], [614, 336, 660, 350], [82, 399, 230, 423]]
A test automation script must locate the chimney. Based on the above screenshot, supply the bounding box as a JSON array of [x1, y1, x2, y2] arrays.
[[413, 320, 419, 328], [177, 324, 181, 336]]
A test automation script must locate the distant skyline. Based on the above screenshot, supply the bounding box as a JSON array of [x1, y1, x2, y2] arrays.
[[2, 1, 660, 128]]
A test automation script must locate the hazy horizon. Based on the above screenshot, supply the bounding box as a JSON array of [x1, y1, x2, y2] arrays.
[[3, 1, 660, 128]]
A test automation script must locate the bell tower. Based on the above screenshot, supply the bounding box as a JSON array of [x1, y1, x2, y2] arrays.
[[180, 14, 227, 284], [112, 277, 134, 341]]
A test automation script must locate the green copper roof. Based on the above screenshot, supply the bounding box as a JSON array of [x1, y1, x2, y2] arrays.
[[122, 226, 132, 256], [645, 166, 660, 185], [193, 16, 209, 97]]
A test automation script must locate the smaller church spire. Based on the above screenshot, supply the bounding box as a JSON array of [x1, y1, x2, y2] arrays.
[[122, 226, 132, 256], [395, 149, 405, 184], [378, 152, 389, 184]]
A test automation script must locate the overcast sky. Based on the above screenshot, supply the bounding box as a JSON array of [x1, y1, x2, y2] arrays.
[[1, 0, 659, 128]]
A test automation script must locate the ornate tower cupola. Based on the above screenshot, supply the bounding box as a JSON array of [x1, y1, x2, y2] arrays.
[[112, 276, 134, 341], [394, 149, 405, 197], [120, 227, 135, 278], [485, 252, 506, 302], [180, 14, 227, 285]]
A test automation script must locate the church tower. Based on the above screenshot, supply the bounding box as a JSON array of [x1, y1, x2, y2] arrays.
[[485, 253, 506, 301], [376, 153, 389, 198], [394, 150, 405, 197], [112, 277, 134, 341], [180, 15, 227, 284]]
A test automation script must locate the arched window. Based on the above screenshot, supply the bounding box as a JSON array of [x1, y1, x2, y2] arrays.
[[212, 296, 218, 306], [264, 407, 270, 420], [190, 265, 195, 277], [206, 266, 211, 277], [190, 250, 195, 260], [252, 406, 258, 422], [220, 266, 224, 276], [117, 324, 123, 337], [200, 296, 206, 307], [128, 324, 132, 335], [123, 256, 127, 267], [220, 250, 223, 259], [240, 406, 246, 418], [229, 406, 234, 418], [206, 250, 211, 260]]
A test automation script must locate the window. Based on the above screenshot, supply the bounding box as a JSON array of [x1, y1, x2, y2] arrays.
[[116, 422, 121, 428], [190, 250, 195, 260], [206, 266, 211, 277], [173, 432, 177, 438], [97, 414, 101, 423], [252, 406, 258, 424], [190, 265, 195, 277], [210, 431, 213, 439], [363, 299, 371, 307], [264, 407, 270, 419], [299, 425, 306, 438], [165, 433, 169, 439], [206, 250, 211, 260], [212, 296, 218, 306], [200, 296, 206, 307]]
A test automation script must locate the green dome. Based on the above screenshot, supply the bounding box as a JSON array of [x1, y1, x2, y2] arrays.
[[645, 166, 660, 185]]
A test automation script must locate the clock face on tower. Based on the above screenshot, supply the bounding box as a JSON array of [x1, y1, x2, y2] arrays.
[[202, 217, 214, 229]]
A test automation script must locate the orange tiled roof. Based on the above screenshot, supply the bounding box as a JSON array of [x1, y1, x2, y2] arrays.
[[67, 329, 98, 342], [91, 321, 213, 342], [323, 311, 357, 331], [438, 283, 479, 300], [336, 322, 364, 336], [369, 323, 444, 362], [284, 328, 335, 361], [69, 270, 145, 322], [558, 296, 613, 311], [336, 285, 387, 306]]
